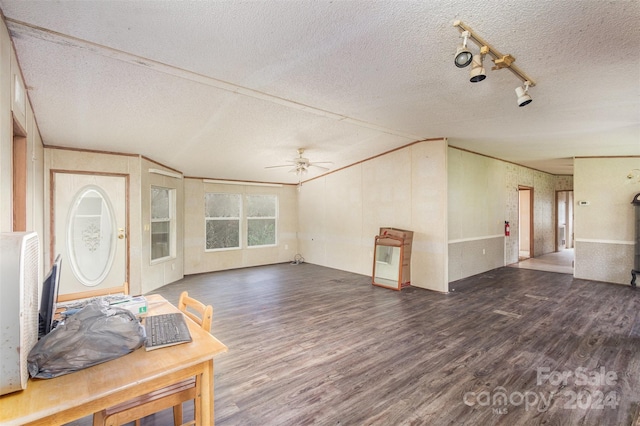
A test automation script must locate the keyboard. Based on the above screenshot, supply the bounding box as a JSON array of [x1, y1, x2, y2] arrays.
[[144, 313, 192, 351]]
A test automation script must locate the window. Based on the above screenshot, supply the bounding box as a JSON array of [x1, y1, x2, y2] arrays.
[[205, 193, 241, 250], [151, 187, 174, 261], [246, 194, 277, 247], [204, 193, 278, 250]]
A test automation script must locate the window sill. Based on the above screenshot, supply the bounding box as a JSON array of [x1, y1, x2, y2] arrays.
[[150, 255, 174, 265]]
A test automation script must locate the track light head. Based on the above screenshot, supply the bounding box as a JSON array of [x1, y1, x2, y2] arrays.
[[454, 31, 473, 68], [455, 47, 472, 68], [469, 54, 486, 83], [515, 81, 533, 107]]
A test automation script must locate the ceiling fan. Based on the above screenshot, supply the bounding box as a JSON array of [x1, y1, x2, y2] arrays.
[[265, 148, 333, 176]]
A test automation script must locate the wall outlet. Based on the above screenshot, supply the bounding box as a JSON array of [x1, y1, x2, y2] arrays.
[[482, 249, 486, 255]]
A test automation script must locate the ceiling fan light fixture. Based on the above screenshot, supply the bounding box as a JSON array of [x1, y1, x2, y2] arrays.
[[266, 148, 332, 179]]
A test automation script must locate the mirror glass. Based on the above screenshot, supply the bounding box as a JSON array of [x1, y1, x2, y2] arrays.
[[373, 244, 401, 288]]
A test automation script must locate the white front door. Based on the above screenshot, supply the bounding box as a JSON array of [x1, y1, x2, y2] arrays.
[[53, 172, 128, 296]]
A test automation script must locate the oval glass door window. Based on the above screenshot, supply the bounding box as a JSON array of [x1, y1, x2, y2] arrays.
[[67, 185, 117, 287]]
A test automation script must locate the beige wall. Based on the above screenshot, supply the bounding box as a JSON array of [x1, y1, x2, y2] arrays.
[[43, 151, 298, 293], [574, 157, 640, 285], [44, 149, 145, 294], [140, 159, 185, 293], [43, 153, 186, 294], [298, 140, 449, 292], [0, 18, 45, 279], [447, 147, 561, 282], [0, 20, 12, 232], [448, 148, 506, 281], [183, 178, 298, 274]]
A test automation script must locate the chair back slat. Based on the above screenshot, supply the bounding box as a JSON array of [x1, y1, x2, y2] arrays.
[[178, 291, 213, 333]]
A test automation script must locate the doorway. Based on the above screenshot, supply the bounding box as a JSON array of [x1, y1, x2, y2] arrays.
[[510, 188, 575, 275], [556, 190, 574, 252], [52, 171, 129, 296], [518, 186, 533, 260]]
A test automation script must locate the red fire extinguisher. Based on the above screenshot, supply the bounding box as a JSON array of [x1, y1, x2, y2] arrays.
[[505, 221, 510, 237]]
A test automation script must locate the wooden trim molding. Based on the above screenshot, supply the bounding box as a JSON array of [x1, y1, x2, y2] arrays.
[[44, 144, 140, 158], [43, 146, 184, 175], [302, 138, 447, 184], [12, 134, 27, 231]]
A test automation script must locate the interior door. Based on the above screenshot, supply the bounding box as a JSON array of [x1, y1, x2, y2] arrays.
[[53, 172, 128, 296], [518, 186, 533, 260], [556, 190, 574, 250]]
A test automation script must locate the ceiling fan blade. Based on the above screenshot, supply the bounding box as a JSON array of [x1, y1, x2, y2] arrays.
[[265, 164, 293, 169], [309, 164, 330, 171]]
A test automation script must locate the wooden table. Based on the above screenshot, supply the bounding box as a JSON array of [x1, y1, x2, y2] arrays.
[[0, 295, 227, 425]]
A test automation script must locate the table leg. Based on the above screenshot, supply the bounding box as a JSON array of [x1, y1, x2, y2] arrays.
[[200, 359, 214, 425]]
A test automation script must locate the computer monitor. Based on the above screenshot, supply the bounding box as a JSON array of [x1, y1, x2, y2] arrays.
[[39, 254, 62, 338]]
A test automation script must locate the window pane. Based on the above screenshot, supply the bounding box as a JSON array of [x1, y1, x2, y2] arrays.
[[68, 186, 116, 286], [151, 188, 170, 219], [246, 195, 276, 217], [206, 219, 240, 249], [205, 193, 241, 218], [76, 195, 103, 216], [248, 218, 276, 246], [151, 186, 173, 261], [151, 221, 170, 259]]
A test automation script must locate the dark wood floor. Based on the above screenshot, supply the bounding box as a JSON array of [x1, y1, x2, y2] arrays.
[[67, 263, 640, 426]]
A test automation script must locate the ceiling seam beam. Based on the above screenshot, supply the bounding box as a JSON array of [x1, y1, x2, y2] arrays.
[[6, 18, 423, 142]]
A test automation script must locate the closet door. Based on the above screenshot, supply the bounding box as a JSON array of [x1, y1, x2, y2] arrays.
[[53, 172, 128, 296]]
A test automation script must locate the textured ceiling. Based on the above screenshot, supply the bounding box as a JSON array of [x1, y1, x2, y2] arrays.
[[0, 1, 638, 183]]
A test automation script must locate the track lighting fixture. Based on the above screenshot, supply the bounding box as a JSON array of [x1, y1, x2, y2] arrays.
[[469, 46, 488, 83], [454, 31, 473, 68], [453, 20, 536, 106], [469, 55, 485, 82], [515, 81, 532, 107]]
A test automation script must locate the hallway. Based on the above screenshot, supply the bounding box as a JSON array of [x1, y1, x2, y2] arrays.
[[509, 248, 574, 274]]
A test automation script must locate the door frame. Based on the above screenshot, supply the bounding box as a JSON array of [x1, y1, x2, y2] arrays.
[[518, 185, 534, 259], [50, 170, 130, 285], [12, 118, 27, 232]]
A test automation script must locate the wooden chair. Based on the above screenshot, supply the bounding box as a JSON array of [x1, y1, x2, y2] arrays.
[[93, 291, 213, 426]]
